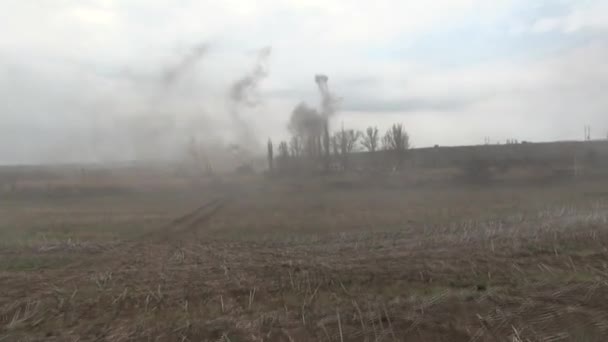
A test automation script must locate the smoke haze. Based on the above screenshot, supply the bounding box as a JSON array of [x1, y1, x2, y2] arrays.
[[1, 1, 608, 164], [228, 46, 272, 151], [230, 47, 271, 107], [288, 103, 324, 139], [162, 43, 209, 85]]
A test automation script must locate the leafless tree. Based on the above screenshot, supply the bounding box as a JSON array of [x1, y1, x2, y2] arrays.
[[277, 141, 290, 172], [267, 139, 274, 172], [288, 102, 324, 159], [345, 129, 362, 154], [187, 137, 213, 176], [333, 129, 361, 154], [361, 126, 380, 152], [382, 124, 409, 151], [382, 124, 410, 170], [289, 136, 302, 157], [278, 141, 289, 158], [323, 121, 331, 171], [332, 127, 362, 170], [331, 135, 340, 157]]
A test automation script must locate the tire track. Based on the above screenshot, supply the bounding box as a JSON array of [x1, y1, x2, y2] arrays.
[[0, 197, 231, 316], [149, 197, 229, 241], [61, 197, 228, 270]]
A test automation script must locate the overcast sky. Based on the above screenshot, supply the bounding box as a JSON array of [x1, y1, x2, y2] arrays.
[[1, 0, 607, 164]]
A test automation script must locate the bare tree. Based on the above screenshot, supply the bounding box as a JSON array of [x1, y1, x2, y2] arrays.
[[382, 124, 410, 170], [323, 121, 331, 171], [277, 141, 290, 172], [278, 141, 289, 158], [333, 129, 361, 155], [288, 103, 324, 159], [382, 124, 409, 151], [330, 134, 340, 157], [345, 129, 362, 154], [267, 139, 274, 172], [289, 136, 302, 157], [332, 127, 361, 170], [187, 137, 213, 176], [361, 126, 380, 152]]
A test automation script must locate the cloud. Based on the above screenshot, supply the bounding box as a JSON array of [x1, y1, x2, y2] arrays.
[[342, 97, 477, 113], [332, 41, 608, 146], [0, 0, 607, 163], [527, 1, 608, 33]]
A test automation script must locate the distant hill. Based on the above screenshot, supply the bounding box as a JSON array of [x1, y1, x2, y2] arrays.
[[351, 140, 608, 169]]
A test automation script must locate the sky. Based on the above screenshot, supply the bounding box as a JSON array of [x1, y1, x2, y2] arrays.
[[1, 0, 607, 164]]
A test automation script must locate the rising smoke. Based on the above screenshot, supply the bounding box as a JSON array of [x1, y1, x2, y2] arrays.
[[227, 46, 272, 151], [286, 74, 338, 158], [230, 46, 271, 106], [161, 43, 209, 85], [288, 102, 324, 138], [315, 74, 335, 118], [117, 42, 213, 163], [3, 41, 274, 168], [110, 44, 273, 171], [288, 74, 337, 134]]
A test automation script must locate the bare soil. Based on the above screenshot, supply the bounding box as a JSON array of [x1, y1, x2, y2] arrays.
[[1, 180, 608, 341]]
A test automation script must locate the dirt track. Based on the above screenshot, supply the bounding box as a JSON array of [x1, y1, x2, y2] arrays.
[[0, 198, 231, 338]]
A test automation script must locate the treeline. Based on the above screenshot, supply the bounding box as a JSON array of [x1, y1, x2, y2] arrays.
[[267, 123, 410, 174]]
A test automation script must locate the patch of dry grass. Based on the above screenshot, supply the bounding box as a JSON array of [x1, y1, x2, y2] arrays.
[[1, 178, 608, 341]]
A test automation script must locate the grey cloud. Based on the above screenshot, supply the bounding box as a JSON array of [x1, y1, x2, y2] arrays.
[[2, 0, 608, 164], [341, 96, 478, 113], [267, 84, 485, 113]]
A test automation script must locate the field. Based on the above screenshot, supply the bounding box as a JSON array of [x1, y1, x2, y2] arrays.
[[1, 174, 608, 341]]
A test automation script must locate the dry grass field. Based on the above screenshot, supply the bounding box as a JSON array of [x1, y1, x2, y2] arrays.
[[1, 174, 608, 341]]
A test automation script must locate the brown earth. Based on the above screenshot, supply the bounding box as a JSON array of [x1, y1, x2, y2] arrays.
[[1, 181, 608, 341]]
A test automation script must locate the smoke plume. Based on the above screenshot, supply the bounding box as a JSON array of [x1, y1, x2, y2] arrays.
[[315, 74, 336, 117], [162, 43, 209, 85], [284, 74, 341, 160], [287, 102, 325, 158], [288, 102, 324, 138], [228, 46, 272, 149], [230, 46, 271, 107]]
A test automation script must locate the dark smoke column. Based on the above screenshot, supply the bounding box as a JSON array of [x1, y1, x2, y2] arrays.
[[315, 74, 332, 171], [315, 74, 328, 95]]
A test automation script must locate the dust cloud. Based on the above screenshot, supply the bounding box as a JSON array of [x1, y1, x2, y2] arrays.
[[288, 102, 324, 140], [85, 44, 273, 172], [228, 46, 272, 152], [161, 43, 209, 85], [286, 74, 338, 158]]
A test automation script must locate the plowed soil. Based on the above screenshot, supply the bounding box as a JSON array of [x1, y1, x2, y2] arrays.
[[2, 183, 608, 341]]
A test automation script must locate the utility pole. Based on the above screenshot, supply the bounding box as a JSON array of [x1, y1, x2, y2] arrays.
[[584, 125, 591, 141], [316, 74, 332, 173], [267, 139, 274, 173]]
